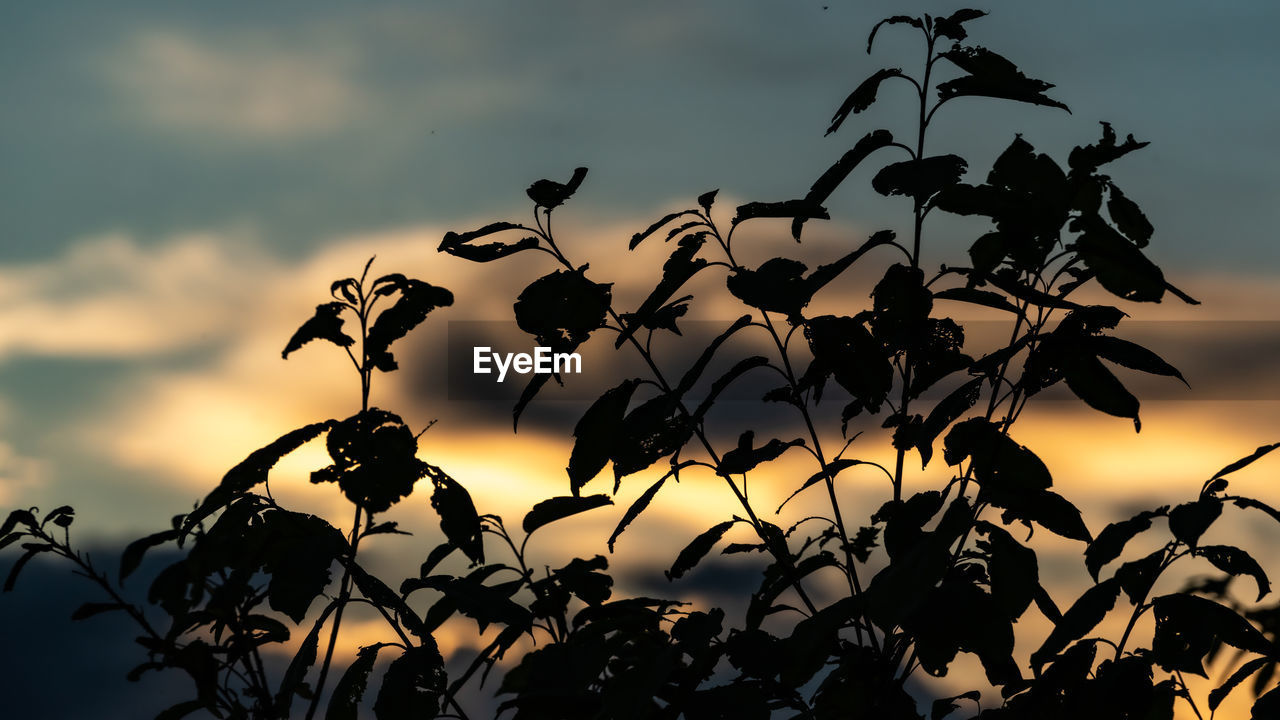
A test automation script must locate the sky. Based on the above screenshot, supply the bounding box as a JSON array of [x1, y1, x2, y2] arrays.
[[2, 1, 1280, 717]]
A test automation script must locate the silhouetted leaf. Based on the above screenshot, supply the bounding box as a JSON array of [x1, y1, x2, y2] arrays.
[[440, 576, 531, 633], [1168, 498, 1222, 548], [932, 690, 981, 720], [1195, 545, 1270, 601], [314, 410, 426, 513], [326, 644, 389, 720], [934, 9, 987, 41], [943, 418, 1057, 515], [717, 432, 804, 475], [4, 543, 51, 592], [978, 522, 1038, 619], [514, 268, 611, 349], [283, 302, 354, 359], [866, 15, 923, 54], [1106, 182, 1153, 247], [1021, 490, 1092, 543], [872, 155, 968, 204], [693, 355, 771, 418], [1151, 594, 1272, 677], [276, 603, 334, 716], [781, 596, 861, 687], [567, 379, 641, 492], [527, 167, 588, 210], [1210, 656, 1270, 711], [778, 457, 874, 512], [1114, 549, 1165, 605], [0, 509, 36, 538], [674, 315, 752, 395], [427, 465, 483, 565], [611, 394, 694, 480], [523, 495, 613, 535], [728, 233, 894, 317], [1059, 349, 1141, 430], [617, 233, 709, 347], [439, 222, 540, 262], [913, 376, 983, 467], [932, 286, 1023, 317], [512, 372, 551, 431], [71, 602, 126, 621], [732, 199, 829, 228], [804, 315, 893, 415], [1213, 442, 1280, 480], [365, 279, 454, 371], [1085, 508, 1167, 580], [372, 641, 447, 719], [1090, 335, 1186, 385], [727, 258, 810, 316], [1253, 686, 1280, 719], [1068, 122, 1148, 176], [826, 74, 903, 135], [259, 511, 348, 624], [797, 132, 896, 238], [667, 521, 737, 580], [155, 701, 210, 720], [120, 529, 180, 581], [187, 421, 335, 531], [937, 46, 1069, 112], [608, 462, 695, 551], [1073, 220, 1169, 304], [1031, 578, 1120, 667]]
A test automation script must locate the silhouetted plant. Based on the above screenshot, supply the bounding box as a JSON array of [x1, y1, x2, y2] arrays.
[[437, 9, 1280, 720], [5, 8, 1280, 720]]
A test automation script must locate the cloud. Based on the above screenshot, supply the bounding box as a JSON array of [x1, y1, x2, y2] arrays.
[[103, 29, 364, 139], [0, 231, 275, 359]]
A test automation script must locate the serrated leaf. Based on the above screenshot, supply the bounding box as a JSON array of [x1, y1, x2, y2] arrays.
[[1106, 182, 1153, 247], [717, 431, 804, 475], [282, 302, 355, 360], [937, 45, 1069, 113], [871, 155, 968, 204], [326, 644, 388, 720], [731, 199, 829, 227], [629, 210, 700, 250], [934, 9, 987, 41], [364, 279, 453, 371], [439, 222, 540, 262]]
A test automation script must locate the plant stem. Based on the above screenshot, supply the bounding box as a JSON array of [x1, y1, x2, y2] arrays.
[[304, 506, 364, 720]]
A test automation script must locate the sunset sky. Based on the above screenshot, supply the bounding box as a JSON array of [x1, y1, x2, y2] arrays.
[[3, 1, 1280, 717]]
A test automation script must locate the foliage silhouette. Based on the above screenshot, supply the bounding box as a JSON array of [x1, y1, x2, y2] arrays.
[[5, 8, 1280, 720]]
